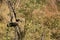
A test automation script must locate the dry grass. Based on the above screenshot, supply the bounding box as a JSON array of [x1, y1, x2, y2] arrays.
[[0, 0, 60, 40]]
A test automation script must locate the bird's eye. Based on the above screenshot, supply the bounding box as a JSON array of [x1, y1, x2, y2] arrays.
[[16, 19, 20, 22]]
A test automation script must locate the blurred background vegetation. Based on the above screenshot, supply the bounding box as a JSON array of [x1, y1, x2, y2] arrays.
[[0, 0, 60, 40]]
